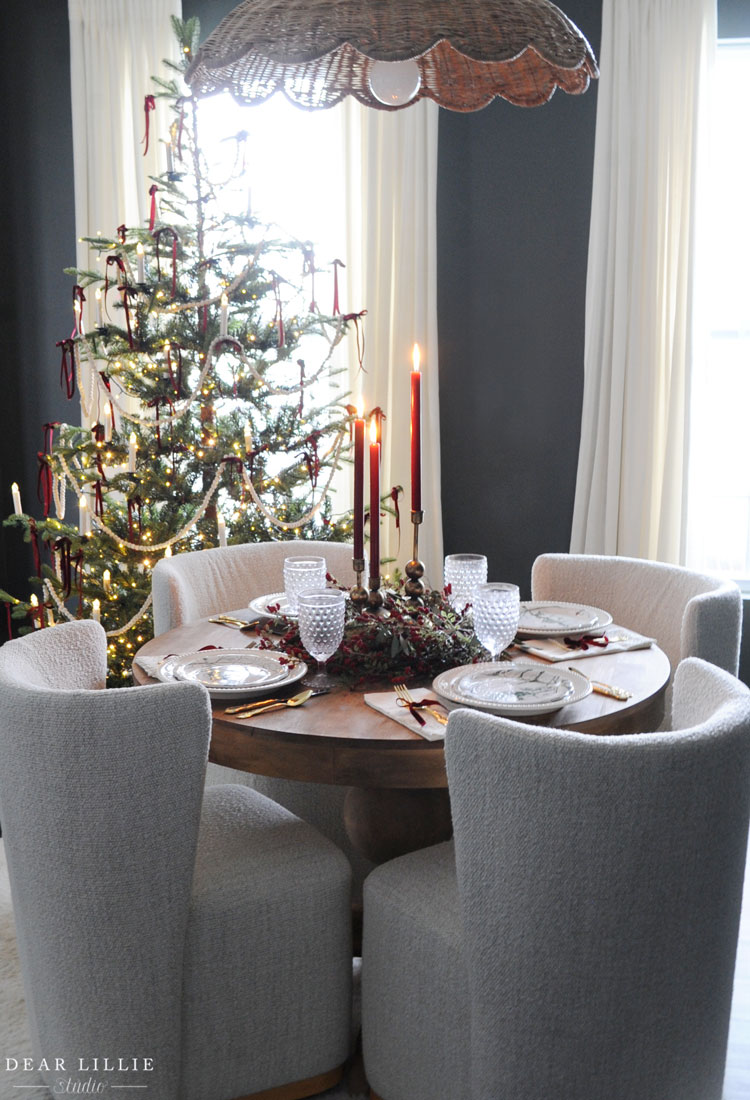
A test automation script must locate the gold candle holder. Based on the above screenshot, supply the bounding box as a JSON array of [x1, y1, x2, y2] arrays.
[[367, 573, 384, 610], [405, 510, 426, 600], [350, 557, 368, 610]]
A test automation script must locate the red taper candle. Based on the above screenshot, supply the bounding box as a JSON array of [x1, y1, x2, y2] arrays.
[[369, 416, 380, 582], [353, 403, 365, 559], [410, 343, 422, 512]]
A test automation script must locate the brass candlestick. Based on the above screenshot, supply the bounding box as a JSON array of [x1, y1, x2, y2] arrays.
[[405, 510, 426, 600], [350, 557, 368, 610], [367, 573, 384, 610]]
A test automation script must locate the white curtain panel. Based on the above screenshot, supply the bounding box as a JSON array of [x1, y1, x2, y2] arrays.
[[570, 0, 716, 563], [68, 0, 180, 422], [342, 100, 444, 585]]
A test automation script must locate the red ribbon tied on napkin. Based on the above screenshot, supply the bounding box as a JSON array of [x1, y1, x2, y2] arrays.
[[396, 695, 447, 727], [563, 634, 609, 650]]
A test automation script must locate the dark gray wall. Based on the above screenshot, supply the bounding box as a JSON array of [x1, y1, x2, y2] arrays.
[[437, 0, 601, 597], [0, 0, 76, 602]]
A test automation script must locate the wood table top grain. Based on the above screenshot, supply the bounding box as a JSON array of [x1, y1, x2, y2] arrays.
[[133, 612, 671, 789]]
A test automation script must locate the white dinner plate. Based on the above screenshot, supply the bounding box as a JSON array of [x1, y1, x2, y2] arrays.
[[248, 591, 295, 619], [516, 601, 613, 638], [156, 649, 306, 700], [432, 661, 592, 716]]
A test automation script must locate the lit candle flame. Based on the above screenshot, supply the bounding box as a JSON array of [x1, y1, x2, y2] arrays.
[[412, 343, 421, 373], [356, 399, 364, 420], [369, 416, 378, 444]]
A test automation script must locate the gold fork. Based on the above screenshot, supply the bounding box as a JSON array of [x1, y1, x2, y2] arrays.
[[394, 683, 448, 726]]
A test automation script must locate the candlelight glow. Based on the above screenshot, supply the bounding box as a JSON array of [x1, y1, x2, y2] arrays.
[[356, 399, 364, 419], [136, 242, 145, 257], [412, 343, 421, 372], [30, 594, 38, 608], [369, 416, 378, 444]]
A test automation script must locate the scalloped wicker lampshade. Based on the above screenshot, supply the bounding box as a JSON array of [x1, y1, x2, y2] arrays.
[[185, 0, 599, 112]]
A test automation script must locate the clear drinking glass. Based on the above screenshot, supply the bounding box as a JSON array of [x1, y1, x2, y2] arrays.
[[473, 582, 520, 660], [444, 553, 488, 610], [283, 555, 327, 614], [297, 589, 346, 684]]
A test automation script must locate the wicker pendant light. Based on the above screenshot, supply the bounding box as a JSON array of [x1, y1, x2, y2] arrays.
[[185, 0, 598, 112]]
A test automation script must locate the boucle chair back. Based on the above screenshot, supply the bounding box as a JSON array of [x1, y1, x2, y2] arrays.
[[152, 539, 355, 635], [445, 658, 750, 1100], [531, 552, 742, 675], [0, 621, 212, 1098]]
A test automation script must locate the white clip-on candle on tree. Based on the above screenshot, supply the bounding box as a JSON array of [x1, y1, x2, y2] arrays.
[[128, 433, 137, 473], [217, 513, 227, 547], [220, 292, 229, 337], [79, 495, 89, 537], [136, 242, 145, 284], [11, 482, 22, 515]]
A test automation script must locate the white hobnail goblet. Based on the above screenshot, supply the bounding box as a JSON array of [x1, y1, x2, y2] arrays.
[[297, 588, 346, 685], [473, 582, 520, 660], [444, 553, 488, 610], [283, 555, 327, 614]]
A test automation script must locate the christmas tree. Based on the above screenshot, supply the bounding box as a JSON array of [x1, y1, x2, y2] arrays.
[[1, 17, 355, 684]]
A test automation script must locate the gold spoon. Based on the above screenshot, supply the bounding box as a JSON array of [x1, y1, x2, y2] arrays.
[[228, 689, 313, 719]]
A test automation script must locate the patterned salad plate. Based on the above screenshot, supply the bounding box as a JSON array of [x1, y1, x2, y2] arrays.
[[248, 592, 294, 618], [516, 601, 613, 638], [156, 649, 306, 700], [433, 661, 592, 717]]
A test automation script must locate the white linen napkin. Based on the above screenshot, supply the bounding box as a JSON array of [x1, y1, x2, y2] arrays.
[[364, 690, 449, 741], [133, 654, 173, 679], [512, 625, 655, 663]]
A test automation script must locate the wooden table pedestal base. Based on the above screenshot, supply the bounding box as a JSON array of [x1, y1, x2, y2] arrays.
[[343, 787, 453, 864]]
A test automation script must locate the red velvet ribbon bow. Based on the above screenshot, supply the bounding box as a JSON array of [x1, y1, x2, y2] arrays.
[[117, 224, 127, 245], [93, 480, 105, 517], [148, 185, 159, 233], [104, 255, 127, 318], [98, 371, 116, 432], [120, 286, 138, 348], [301, 430, 322, 490], [390, 485, 402, 531], [27, 516, 42, 575], [342, 310, 368, 372], [222, 456, 245, 482], [36, 454, 52, 518], [56, 339, 76, 399], [54, 537, 73, 598], [166, 344, 183, 397], [43, 422, 59, 455], [127, 495, 143, 542], [563, 634, 610, 650], [396, 696, 447, 727], [142, 95, 155, 156], [332, 259, 345, 315], [153, 227, 178, 298], [147, 396, 174, 450]]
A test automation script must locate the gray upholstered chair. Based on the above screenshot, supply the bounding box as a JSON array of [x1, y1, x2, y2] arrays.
[[0, 621, 352, 1100], [152, 540, 375, 896], [531, 552, 742, 722], [362, 658, 750, 1100]]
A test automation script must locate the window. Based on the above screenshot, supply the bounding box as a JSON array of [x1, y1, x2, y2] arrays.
[[194, 92, 351, 505], [686, 39, 750, 585]]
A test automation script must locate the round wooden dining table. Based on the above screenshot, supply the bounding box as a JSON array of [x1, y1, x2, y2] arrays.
[[133, 611, 671, 863]]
